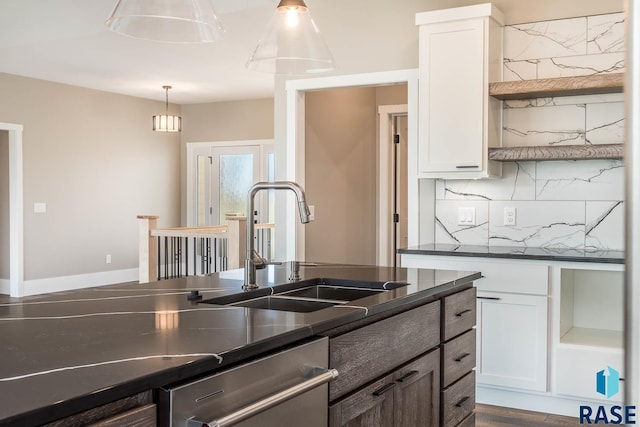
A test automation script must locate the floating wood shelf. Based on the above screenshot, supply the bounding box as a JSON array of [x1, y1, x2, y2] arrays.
[[488, 143, 624, 162], [489, 73, 624, 100]]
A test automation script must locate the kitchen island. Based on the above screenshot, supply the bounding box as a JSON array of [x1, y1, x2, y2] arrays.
[[0, 264, 479, 426]]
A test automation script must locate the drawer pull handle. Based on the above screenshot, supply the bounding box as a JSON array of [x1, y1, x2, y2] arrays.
[[397, 370, 419, 383], [456, 165, 479, 169], [372, 382, 396, 396], [455, 396, 470, 407], [454, 353, 471, 362], [455, 309, 472, 317], [477, 296, 501, 301]]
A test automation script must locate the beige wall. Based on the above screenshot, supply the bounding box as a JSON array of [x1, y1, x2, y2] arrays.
[[274, 0, 623, 256], [305, 85, 407, 264], [0, 73, 181, 281], [0, 131, 8, 279], [180, 98, 274, 225]]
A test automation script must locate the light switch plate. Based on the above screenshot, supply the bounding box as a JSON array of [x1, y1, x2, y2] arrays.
[[457, 207, 476, 226], [504, 207, 517, 226], [34, 202, 47, 214], [308, 205, 315, 221]]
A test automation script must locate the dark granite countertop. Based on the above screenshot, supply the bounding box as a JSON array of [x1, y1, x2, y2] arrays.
[[398, 244, 625, 264], [0, 263, 479, 426]]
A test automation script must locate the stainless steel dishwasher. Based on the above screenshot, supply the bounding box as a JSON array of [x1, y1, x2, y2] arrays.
[[159, 338, 336, 427]]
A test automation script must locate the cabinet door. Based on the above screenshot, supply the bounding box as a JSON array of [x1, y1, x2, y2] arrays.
[[329, 375, 395, 427], [393, 350, 440, 427], [418, 18, 485, 174], [476, 292, 548, 391]]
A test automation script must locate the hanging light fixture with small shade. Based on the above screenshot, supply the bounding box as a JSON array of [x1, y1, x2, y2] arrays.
[[246, 0, 335, 75], [104, 0, 224, 43], [153, 86, 182, 133]]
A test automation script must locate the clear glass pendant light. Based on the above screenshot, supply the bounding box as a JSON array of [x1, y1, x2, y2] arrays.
[[105, 0, 224, 43], [246, 0, 334, 75]]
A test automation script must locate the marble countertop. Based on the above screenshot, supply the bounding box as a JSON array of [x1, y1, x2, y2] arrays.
[[398, 243, 624, 264], [0, 263, 479, 426]]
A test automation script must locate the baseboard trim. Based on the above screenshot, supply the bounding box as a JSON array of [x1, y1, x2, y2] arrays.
[[477, 385, 619, 418], [22, 269, 139, 297], [0, 278, 9, 295]]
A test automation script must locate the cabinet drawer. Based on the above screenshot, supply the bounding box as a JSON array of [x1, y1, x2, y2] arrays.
[[443, 288, 476, 341], [456, 412, 475, 427], [442, 371, 475, 427], [90, 404, 156, 426], [400, 256, 548, 295], [443, 329, 476, 387], [329, 302, 440, 401]]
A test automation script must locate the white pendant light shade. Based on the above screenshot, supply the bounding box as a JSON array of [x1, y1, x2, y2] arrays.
[[246, 0, 334, 75], [153, 86, 182, 132], [105, 0, 224, 43]]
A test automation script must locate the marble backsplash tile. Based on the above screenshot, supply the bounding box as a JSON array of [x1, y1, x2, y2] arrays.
[[433, 160, 625, 250], [587, 13, 625, 55], [504, 17, 587, 61], [502, 13, 625, 81], [503, 104, 586, 147]]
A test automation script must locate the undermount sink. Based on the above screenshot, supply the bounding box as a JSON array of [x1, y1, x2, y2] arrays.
[[277, 285, 383, 301], [199, 277, 410, 312], [229, 296, 337, 313]]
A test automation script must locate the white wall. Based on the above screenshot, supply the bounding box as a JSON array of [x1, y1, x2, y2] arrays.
[[0, 73, 181, 284]]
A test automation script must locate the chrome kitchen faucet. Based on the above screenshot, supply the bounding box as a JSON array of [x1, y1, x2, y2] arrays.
[[244, 181, 311, 290]]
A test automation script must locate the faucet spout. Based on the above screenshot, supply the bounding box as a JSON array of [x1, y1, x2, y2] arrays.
[[243, 181, 310, 290]]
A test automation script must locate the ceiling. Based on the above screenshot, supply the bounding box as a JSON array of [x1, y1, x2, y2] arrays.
[[0, 0, 281, 104]]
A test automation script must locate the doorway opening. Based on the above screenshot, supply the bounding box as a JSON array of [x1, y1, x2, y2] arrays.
[[186, 140, 275, 259], [0, 131, 9, 290], [0, 122, 24, 297], [284, 70, 421, 266]]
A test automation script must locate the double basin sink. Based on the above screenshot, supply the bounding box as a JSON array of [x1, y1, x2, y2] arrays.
[[201, 278, 409, 313]]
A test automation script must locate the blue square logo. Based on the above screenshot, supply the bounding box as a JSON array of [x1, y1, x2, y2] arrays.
[[596, 366, 620, 399]]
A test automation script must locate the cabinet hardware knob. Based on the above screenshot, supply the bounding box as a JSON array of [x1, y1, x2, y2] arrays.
[[455, 396, 470, 407], [372, 382, 396, 396], [455, 309, 472, 317], [476, 296, 501, 301], [454, 353, 471, 362], [397, 370, 419, 383]]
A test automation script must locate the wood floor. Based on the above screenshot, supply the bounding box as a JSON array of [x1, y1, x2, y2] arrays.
[[475, 404, 581, 426]]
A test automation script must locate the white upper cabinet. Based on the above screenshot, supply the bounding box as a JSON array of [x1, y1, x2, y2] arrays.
[[416, 4, 504, 179]]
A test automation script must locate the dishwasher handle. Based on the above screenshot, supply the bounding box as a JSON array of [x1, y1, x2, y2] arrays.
[[188, 368, 339, 427]]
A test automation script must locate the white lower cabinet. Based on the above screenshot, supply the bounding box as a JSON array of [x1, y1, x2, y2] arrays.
[[476, 292, 548, 391], [401, 255, 549, 392], [401, 253, 625, 416]]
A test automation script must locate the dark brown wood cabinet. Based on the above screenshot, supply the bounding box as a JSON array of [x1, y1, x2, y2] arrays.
[[327, 285, 477, 427], [329, 350, 440, 427], [42, 392, 155, 427]]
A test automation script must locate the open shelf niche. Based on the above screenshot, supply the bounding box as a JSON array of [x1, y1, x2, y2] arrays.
[[559, 268, 624, 350], [487, 73, 625, 161]]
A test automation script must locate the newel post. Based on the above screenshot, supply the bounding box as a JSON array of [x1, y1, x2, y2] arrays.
[[226, 216, 247, 270], [138, 215, 159, 283]]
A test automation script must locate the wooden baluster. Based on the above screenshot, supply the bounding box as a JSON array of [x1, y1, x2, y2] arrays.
[[226, 216, 247, 270], [137, 215, 159, 284]]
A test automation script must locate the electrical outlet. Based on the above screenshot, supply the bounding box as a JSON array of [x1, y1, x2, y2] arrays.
[[308, 205, 315, 221], [34, 202, 47, 213], [106, 254, 112, 264], [457, 207, 476, 226], [504, 207, 517, 226]]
